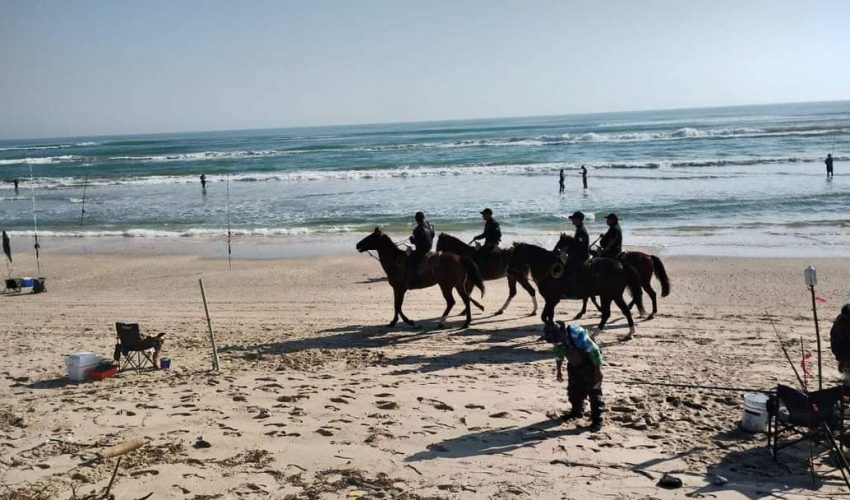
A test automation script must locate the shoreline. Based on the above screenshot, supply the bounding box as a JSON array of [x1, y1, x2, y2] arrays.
[[8, 232, 850, 263]]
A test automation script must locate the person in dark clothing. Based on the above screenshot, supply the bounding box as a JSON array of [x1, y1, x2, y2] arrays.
[[543, 321, 605, 431], [579, 165, 588, 189], [566, 211, 589, 295], [408, 211, 435, 285], [830, 304, 850, 392], [472, 208, 501, 255], [598, 213, 623, 258], [826, 154, 834, 178], [200, 174, 207, 189], [559, 168, 565, 194], [13, 179, 19, 193]]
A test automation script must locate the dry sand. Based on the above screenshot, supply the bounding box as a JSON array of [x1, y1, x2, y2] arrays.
[[2, 248, 850, 499]]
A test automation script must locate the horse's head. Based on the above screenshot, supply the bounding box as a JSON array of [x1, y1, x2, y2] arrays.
[[554, 233, 573, 253], [356, 226, 382, 253]]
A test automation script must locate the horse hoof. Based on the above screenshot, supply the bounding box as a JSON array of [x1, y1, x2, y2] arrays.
[[406, 321, 416, 327], [461, 322, 470, 329], [573, 313, 584, 320], [494, 310, 504, 316], [645, 314, 655, 321], [388, 321, 397, 327]]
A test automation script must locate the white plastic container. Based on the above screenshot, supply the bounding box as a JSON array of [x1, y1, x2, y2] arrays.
[[66, 352, 100, 382], [741, 392, 769, 432]]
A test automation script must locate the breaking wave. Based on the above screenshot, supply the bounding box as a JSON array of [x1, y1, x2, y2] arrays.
[[6, 226, 356, 238]]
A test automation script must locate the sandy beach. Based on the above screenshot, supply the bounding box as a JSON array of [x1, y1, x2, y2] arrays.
[[1, 246, 849, 499]]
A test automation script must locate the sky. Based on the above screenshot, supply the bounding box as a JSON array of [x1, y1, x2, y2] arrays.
[[1, 0, 849, 140]]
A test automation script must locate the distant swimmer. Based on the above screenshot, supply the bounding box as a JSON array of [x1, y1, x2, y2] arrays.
[[826, 153, 834, 178], [200, 173, 207, 189], [579, 165, 588, 190], [559, 168, 565, 194], [13, 178, 18, 193]]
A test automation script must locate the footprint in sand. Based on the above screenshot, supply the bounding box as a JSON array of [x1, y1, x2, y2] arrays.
[[330, 397, 349, 404], [375, 401, 399, 410], [464, 404, 485, 410]]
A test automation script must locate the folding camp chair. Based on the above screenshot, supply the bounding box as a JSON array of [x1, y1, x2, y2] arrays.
[[114, 322, 165, 373], [766, 384, 850, 485]]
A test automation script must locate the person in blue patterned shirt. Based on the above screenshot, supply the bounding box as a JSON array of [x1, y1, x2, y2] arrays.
[[543, 321, 605, 431]]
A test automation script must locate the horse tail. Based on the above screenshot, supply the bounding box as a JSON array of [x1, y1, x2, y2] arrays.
[[462, 257, 485, 298], [624, 262, 644, 313], [651, 255, 671, 297]]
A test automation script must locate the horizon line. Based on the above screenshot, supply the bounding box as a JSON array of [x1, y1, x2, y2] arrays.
[[2, 97, 849, 143]]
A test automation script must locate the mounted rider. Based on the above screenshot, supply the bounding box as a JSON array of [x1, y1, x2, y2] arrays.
[[598, 213, 623, 259], [472, 208, 501, 257], [409, 211, 435, 285], [565, 211, 590, 294]]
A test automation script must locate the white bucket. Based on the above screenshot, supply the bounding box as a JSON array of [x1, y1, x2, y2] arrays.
[[741, 392, 769, 432]]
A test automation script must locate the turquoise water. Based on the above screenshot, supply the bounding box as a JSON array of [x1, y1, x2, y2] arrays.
[[1, 100, 849, 256]]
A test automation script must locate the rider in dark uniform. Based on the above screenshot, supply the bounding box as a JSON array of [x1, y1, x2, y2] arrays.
[[472, 208, 501, 256], [566, 211, 589, 294], [409, 211, 435, 286], [598, 213, 623, 259]]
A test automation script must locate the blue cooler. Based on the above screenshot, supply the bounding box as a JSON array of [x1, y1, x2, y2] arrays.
[[20, 277, 33, 288]]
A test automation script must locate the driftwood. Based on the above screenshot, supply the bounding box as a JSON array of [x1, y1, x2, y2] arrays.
[[98, 437, 146, 460]]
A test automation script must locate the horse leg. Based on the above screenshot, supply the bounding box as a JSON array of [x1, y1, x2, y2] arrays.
[[590, 295, 602, 312], [437, 283, 455, 328], [573, 297, 588, 320], [541, 298, 557, 325], [598, 297, 612, 331], [457, 281, 483, 316], [388, 287, 401, 327], [517, 276, 538, 316], [394, 287, 415, 326], [643, 280, 657, 320], [496, 276, 518, 315], [615, 294, 636, 337], [458, 284, 473, 328]]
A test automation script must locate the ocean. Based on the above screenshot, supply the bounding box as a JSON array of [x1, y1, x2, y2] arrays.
[[1, 100, 849, 258]]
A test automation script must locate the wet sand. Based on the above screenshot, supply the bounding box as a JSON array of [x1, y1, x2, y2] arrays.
[[2, 249, 849, 499]]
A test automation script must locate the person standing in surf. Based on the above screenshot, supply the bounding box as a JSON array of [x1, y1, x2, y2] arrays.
[[826, 153, 834, 178], [13, 179, 19, 194], [200, 173, 207, 190], [579, 165, 588, 189], [559, 168, 565, 194]]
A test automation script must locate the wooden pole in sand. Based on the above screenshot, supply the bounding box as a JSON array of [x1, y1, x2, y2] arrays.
[[199, 278, 220, 371], [805, 266, 822, 391]]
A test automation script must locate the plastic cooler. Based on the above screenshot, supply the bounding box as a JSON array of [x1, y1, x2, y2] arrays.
[[20, 277, 34, 288], [66, 352, 100, 382]]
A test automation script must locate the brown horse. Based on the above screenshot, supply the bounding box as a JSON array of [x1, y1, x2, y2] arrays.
[[554, 234, 670, 319], [356, 228, 485, 328], [436, 233, 538, 316], [509, 242, 644, 334]]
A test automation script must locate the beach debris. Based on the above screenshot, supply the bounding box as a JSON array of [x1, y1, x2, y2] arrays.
[[193, 437, 212, 449], [98, 437, 146, 460], [657, 473, 683, 489]]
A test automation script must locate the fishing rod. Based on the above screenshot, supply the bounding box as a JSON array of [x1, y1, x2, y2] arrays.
[[768, 317, 806, 390], [28, 163, 41, 273], [226, 173, 232, 271], [79, 165, 89, 226], [612, 379, 767, 393]]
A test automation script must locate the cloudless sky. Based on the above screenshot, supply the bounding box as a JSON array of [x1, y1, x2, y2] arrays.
[[1, 0, 849, 139]]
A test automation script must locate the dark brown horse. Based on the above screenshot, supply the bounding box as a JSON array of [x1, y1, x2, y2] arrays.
[[509, 242, 644, 335], [436, 233, 538, 316], [554, 234, 670, 319], [356, 228, 485, 328]]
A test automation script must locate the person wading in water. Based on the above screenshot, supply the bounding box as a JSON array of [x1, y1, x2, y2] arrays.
[[408, 211, 435, 286], [559, 168, 565, 194], [579, 165, 588, 189]]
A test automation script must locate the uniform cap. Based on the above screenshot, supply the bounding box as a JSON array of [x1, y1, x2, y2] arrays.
[[569, 211, 585, 221], [480, 208, 493, 216]]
